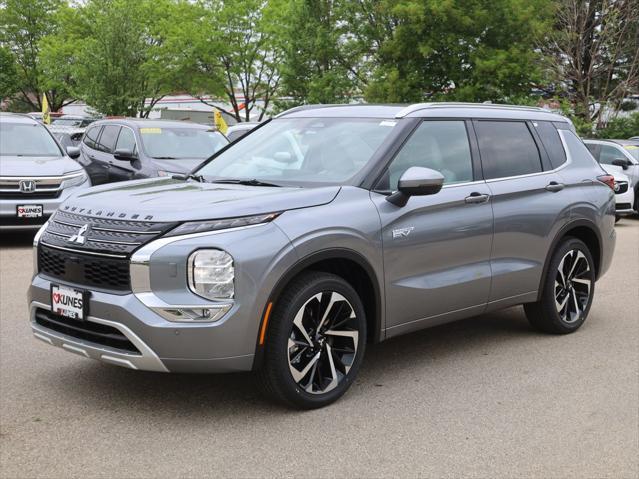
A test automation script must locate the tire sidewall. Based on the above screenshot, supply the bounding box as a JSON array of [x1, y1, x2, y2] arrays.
[[268, 274, 367, 408], [544, 238, 596, 332]]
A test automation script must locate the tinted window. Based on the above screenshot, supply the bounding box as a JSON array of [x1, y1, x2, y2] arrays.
[[534, 121, 566, 169], [585, 143, 600, 159], [384, 120, 473, 190], [83, 125, 101, 149], [475, 121, 542, 179], [560, 131, 601, 168], [97, 125, 121, 153], [599, 144, 625, 165], [115, 127, 136, 153]]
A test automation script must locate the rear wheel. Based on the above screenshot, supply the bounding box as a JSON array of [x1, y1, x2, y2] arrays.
[[524, 238, 595, 334], [258, 272, 367, 409]]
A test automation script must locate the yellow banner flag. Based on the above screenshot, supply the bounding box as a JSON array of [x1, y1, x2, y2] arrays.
[[42, 93, 51, 124], [214, 108, 228, 134]]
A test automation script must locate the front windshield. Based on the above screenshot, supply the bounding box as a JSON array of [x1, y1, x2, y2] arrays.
[[623, 145, 639, 161], [0, 122, 61, 156], [140, 127, 228, 160], [196, 118, 396, 184]]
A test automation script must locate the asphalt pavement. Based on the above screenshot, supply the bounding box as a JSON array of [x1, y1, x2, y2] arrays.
[[1, 218, 638, 478]]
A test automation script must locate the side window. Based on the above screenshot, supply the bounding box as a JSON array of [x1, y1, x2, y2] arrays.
[[385, 120, 473, 190], [599, 145, 625, 165], [97, 125, 121, 153], [585, 143, 600, 160], [83, 126, 101, 149], [534, 121, 566, 169], [115, 127, 137, 154], [559, 130, 600, 168], [475, 121, 542, 179]]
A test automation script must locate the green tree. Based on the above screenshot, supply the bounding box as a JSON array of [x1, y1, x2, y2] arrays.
[[188, 0, 286, 122], [364, 0, 553, 103], [47, 0, 188, 117], [0, 0, 73, 111], [276, 0, 359, 109], [0, 45, 18, 101]]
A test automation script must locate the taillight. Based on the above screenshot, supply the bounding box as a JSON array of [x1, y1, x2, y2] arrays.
[[597, 175, 615, 190]]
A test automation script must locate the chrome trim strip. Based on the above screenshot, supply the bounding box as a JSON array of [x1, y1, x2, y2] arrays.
[[0, 171, 85, 184], [39, 240, 128, 258], [53, 218, 162, 235], [30, 301, 169, 372], [45, 230, 141, 246], [395, 102, 549, 118], [134, 292, 232, 323]]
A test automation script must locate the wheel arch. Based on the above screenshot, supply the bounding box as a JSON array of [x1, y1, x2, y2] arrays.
[[253, 248, 383, 369], [536, 219, 603, 301]]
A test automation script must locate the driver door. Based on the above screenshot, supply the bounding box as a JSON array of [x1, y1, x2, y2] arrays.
[[370, 120, 494, 336]]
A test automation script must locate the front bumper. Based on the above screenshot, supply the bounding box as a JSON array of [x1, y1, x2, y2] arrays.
[[0, 182, 90, 230], [28, 221, 297, 373], [614, 186, 635, 216]]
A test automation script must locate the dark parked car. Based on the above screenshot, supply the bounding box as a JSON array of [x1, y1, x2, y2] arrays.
[[77, 119, 229, 185]]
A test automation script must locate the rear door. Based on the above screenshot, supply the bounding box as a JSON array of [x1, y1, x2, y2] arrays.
[[474, 119, 572, 304], [372, 120, 493, 335]]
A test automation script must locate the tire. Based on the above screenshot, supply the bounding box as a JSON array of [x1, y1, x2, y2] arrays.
[[258, 271, 367, 409], [524, 238, 596, 334]]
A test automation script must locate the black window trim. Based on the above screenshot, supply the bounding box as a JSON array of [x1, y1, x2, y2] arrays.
[[96, 124, 122, 154], [83, 124, 103, 150], [472, 118, 546, 182]]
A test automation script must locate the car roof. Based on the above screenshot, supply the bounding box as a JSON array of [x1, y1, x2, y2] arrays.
[[277, 102, 570, 123], [91, 118, 216, 130], [0, 112, 41, 125], [584, 138, 639, 146]]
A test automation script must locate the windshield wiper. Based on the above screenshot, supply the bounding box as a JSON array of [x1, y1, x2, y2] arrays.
[[172, 173, 206, 182], [211, 178, 282, 187], [152, 156, 178, 159]]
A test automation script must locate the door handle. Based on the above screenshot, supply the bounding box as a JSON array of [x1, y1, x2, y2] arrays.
[[465, 192, 490, 204], [545, 181, 565, 192]]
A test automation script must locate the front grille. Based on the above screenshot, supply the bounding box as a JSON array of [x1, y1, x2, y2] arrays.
[[616, 203, 632, 210], [1, 191, 61, 199], [41, 210, 176, 256], [39, 245, 131, 293], [34, 308, 140, 354]]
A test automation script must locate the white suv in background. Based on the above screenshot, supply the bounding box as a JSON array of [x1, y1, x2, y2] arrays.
[[585, 139, 639, 214]]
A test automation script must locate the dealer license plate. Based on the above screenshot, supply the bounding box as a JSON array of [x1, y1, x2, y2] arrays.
[[51, 285, 87, 320], [17, 205, 43, 218]]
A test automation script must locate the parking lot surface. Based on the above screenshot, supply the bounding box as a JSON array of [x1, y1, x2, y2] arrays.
[[1, 219, 638, 478]]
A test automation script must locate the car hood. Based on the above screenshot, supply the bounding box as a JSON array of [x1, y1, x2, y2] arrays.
[[0, 155, 82, 176], [64, 178, 340, 222]]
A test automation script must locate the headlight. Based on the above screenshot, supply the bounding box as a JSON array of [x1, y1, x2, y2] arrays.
[[61, 170, 88, 188], [187, 249, 234, 300], [166, 212, 280, 237]]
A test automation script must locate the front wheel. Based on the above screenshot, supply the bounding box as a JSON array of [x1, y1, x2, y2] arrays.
[[524, 238, 595, 334], [258, 272, 367, 409]]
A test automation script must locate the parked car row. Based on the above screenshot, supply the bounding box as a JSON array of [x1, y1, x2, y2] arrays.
[[0, 113, 231, 230]]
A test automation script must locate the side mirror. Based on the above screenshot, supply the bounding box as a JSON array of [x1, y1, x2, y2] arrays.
[[386, 166, 445, 207], [114, 148, 136, 161], [66, 146, 80, 159], [611, 158, 631, 170]]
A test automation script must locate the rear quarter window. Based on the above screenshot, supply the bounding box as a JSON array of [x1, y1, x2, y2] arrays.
[[534, 121, 567, 169]]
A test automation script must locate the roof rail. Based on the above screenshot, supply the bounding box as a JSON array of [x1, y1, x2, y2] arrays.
[[275, 103, 364, 118], [395, 102, 546, 118]]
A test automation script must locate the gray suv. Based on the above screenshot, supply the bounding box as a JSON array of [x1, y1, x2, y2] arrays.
[[1, 113, 91, 230], [28, 103, 616, 409]]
